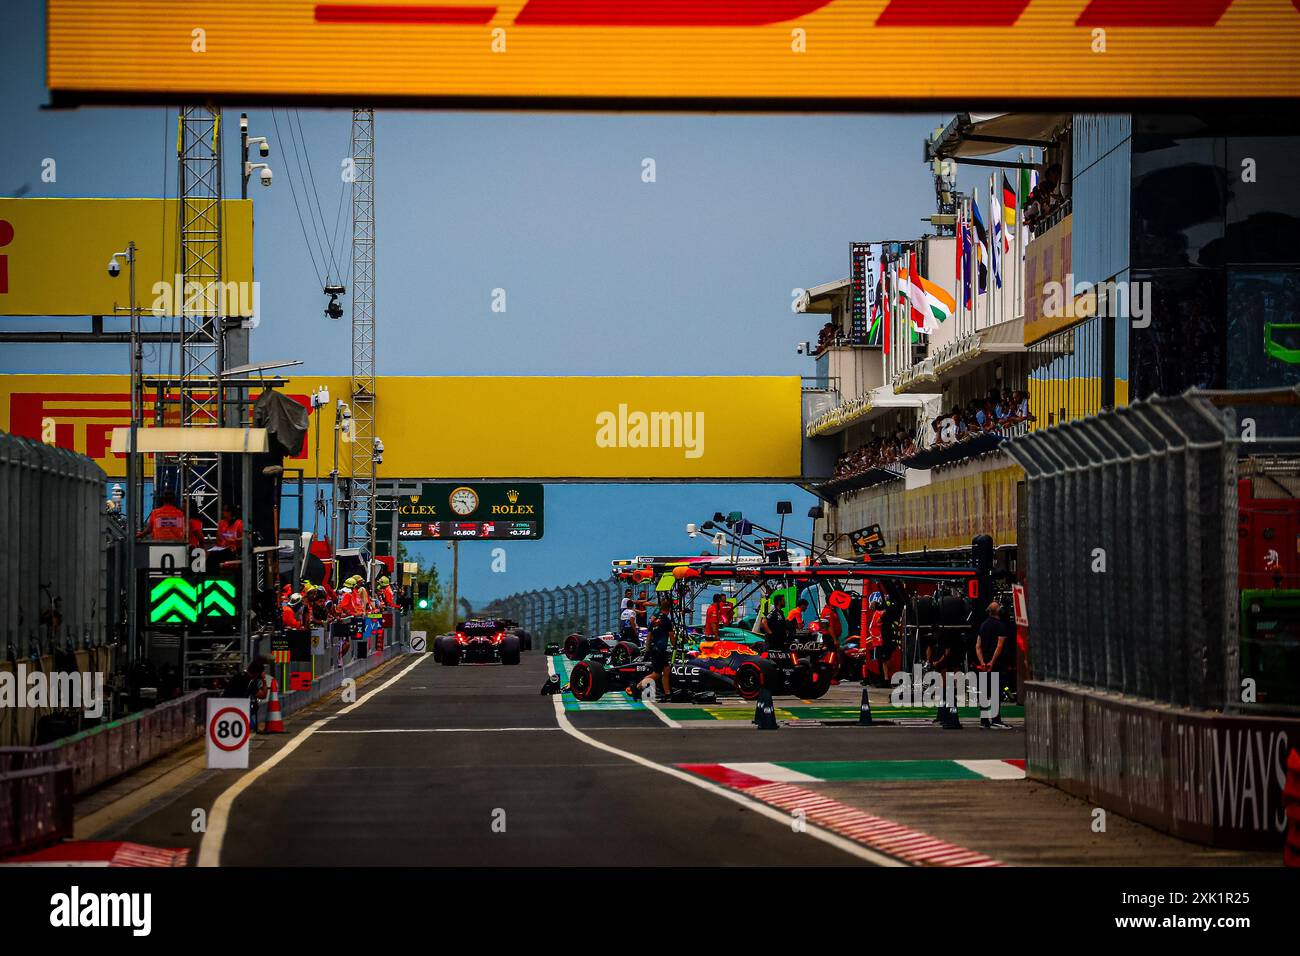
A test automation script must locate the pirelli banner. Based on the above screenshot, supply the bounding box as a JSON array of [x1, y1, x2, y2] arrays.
[[0, 198, 256, 317], [46, 1, 1300, 104], [0, 374, 803, 481]]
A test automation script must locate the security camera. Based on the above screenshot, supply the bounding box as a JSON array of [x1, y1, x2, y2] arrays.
[[796, 342, 806, 355], [107, 257, 121, 277], [259, 166, 273, 186], [372, 437, 384, 454], [259, 142, 270, 158]]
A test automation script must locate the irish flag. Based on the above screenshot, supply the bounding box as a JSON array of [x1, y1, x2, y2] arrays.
[[900, 253, 955, 333]]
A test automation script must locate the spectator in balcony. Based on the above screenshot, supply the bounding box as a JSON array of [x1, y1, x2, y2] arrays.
[[1016, 390, 1033, 422], [1024, 163, 1063, 233]]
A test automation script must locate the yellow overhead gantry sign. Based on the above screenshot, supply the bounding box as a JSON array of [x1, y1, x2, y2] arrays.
[[46, 0, 1300, 104], [0, 374, 804, 481]]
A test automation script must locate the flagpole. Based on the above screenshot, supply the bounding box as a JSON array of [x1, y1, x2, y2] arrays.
[[1015, 152, 1023, 318], [986, 176, 992, 329], [956, 195, 967, 340], [991, 177, 999, 327], [1011, 158, 1018, 319], [972, 193, 977, 332]]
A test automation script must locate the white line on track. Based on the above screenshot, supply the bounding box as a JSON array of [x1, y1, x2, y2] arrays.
[[196, 654, 428, 867], [544, 657, 904, 867], [317, 727, 558, 734]]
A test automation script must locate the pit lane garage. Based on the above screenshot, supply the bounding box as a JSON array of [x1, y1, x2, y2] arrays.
[[563, 533, 1003, 703]]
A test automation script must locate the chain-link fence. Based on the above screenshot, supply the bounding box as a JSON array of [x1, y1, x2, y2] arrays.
[[1004, 393, 1241, 711], [486, 577, 622, 641], [0, 431, 115, 660]]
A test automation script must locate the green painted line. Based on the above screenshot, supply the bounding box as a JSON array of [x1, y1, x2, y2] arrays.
[[663, 708, 718, 721], [776, 759, 985, 781]]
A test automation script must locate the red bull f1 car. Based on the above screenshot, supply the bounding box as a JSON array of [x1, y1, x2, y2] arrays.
[[567, 633, 836, 702]]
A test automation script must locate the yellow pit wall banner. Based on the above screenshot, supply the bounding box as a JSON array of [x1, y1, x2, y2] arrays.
[[0, 374, 803, 481]]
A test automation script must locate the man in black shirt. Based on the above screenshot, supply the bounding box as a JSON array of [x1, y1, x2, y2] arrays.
[[633, 602, 675, 701], [759, 594, 789, 649], [977, 602, 1013, 729]]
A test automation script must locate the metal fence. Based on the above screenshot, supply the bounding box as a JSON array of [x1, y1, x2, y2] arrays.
[[0, 431, 118, 659], [487, 578, 623, 639], [1003, 393, 1239, 711]]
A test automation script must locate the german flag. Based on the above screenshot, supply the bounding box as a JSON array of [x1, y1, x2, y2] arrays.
[[1002, 172, 1017, 228]]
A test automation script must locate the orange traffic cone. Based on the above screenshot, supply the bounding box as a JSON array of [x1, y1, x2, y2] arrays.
[[265, 676, 285, 733]]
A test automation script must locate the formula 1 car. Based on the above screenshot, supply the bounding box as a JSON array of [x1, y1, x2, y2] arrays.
[[561, 631, 641, 664], [567, 632, 837, 702], [435, 619, 522, 666]]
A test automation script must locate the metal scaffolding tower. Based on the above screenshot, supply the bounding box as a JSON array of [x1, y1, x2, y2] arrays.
[[347, 108, 377, 552], [175, 106, 226, 533]]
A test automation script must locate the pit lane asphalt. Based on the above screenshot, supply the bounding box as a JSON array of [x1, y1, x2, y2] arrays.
[[104, 651, 880, 866]]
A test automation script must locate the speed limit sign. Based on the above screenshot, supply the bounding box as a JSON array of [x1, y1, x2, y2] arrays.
[[206, 698, 251, 769]]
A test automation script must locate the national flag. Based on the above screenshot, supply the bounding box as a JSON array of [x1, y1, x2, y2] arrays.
[[882, 263, 891, 356], [899, 256, 955, 333], [971, 197, 989, 293], [1002, 172, 1017, 230], [1019, 166, 1037, 252], [867, 263, 885, 345], [904, 251, 928, 331], [989, 181, 1003, 292], [960, 215, 973, 309], [991, 219, 1003, 289]]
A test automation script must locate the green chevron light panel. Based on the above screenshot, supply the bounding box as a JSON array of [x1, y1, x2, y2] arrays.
[[149, 577, 238, 625]]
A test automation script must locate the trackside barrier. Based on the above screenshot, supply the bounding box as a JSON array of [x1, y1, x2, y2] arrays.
[[0, 689, 210, 796], [1026, 681, 1300, 850], [1285, 748, 1300, 867], [276, 638, 408, 721], [0, 764, 75, 857], [1005, 392, 1300, 849]]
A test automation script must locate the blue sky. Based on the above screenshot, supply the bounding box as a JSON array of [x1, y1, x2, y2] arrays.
[[1, 0, 947, 605]]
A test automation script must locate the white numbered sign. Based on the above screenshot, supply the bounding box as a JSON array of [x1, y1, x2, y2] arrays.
[[206, 697, 251, 769]]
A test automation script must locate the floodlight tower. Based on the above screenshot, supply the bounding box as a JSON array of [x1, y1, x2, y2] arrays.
[[346, 108, 377, 553], [176, 105, 226, 533]]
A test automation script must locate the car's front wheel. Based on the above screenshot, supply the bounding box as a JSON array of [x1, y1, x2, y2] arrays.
[[569, 660, 607, 701]]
